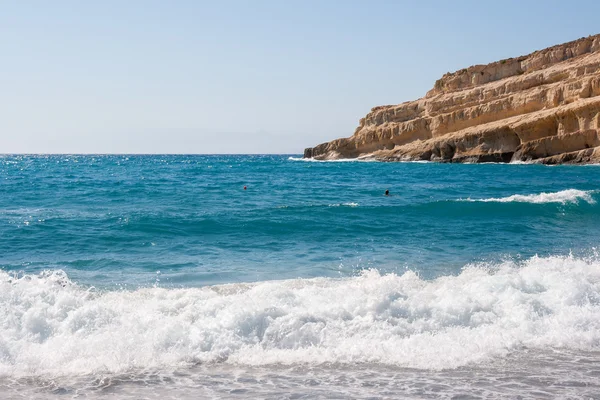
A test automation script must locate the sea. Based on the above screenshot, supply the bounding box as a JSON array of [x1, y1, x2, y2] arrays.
[[1, 154, 599, 399]]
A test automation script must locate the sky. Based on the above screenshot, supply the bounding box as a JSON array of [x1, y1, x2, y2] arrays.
[[1, 0, 599, 154]]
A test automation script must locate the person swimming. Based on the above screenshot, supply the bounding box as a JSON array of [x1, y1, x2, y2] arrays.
[[385, 190, 389, 196]]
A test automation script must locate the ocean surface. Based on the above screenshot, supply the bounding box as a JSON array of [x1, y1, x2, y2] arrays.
[[1, 154, 600, 399]]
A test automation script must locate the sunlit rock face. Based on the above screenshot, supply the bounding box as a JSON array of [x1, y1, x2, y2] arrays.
[[305, 35, 600, 164]]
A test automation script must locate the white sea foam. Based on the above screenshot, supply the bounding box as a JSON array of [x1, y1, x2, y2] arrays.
[[1, 254, 600, 378], [462, 189, 596, 204], [288, 157, 376, 162], [328, 202, 359, 207], [288, 157, 427, 163]]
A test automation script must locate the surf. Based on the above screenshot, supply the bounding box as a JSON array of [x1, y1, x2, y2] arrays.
[[2, 253, 599, 378], [460, 188, 596, 204]]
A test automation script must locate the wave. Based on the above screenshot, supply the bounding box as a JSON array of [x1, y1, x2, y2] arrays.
[[328, 202, 359, 207], [288, 157, 431, 163], [288, 157, 376, 162], [461, 189, 596, 204], [1, 254, 600, 378]]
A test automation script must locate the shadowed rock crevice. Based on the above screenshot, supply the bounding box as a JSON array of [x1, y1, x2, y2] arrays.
[[305, 34, 600, 164]]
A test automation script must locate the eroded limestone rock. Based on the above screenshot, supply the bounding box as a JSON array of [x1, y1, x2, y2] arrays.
[[305, 34, 600, 164]]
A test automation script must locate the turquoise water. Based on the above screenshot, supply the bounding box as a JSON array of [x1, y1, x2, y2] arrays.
[[2, 155, 600, 286], [2, 155, 600, 398]]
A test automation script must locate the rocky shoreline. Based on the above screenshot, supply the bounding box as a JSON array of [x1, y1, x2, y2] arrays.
[[304, 35, 600, 164]]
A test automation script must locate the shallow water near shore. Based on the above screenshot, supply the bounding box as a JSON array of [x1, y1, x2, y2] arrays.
[[3, 350, 600, 399], [1, 155, 600, 398]]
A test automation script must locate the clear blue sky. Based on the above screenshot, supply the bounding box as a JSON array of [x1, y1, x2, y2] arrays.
[[1, 0, 599, 154]]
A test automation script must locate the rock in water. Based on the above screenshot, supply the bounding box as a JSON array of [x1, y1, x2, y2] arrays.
[[305, 35, 600, 164]]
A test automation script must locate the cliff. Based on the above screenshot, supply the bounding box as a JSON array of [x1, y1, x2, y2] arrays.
[[304, 35, 600, 164]]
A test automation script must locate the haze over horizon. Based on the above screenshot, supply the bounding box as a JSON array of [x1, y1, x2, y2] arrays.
[[2, 0, 599, 154]]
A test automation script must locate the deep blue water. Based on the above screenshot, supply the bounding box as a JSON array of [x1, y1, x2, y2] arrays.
[[1, 154, 599, 287]]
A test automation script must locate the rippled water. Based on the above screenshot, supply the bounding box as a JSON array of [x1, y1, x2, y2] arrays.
[[1, 155, 600, 398]]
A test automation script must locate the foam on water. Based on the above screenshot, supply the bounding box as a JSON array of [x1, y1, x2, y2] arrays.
[[328, 202, 359, 207], [462, 189, 596, 204], [288, 157, 376, 162], [1, 254, 599, 379]]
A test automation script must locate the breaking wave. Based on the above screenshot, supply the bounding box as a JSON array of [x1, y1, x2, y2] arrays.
[[288, 157, 376, 162], [461, 189, 595, 204], [1, 253, 600, 378], [328, 202, 359, 207]]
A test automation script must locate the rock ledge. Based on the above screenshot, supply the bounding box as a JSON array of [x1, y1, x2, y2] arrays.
[[304, 34, 600, 164]]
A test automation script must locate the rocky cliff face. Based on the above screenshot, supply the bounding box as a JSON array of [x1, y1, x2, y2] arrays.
[[304, 35, 600, 164]]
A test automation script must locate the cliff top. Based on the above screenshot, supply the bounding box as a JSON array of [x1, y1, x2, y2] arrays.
[[426, 34, 600, 98]]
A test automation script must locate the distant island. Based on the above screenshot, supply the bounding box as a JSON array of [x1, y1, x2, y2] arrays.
[[305, 34, 600, 164]]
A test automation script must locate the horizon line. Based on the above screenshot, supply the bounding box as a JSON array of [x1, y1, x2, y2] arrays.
[[0, 153, 304, 156]]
